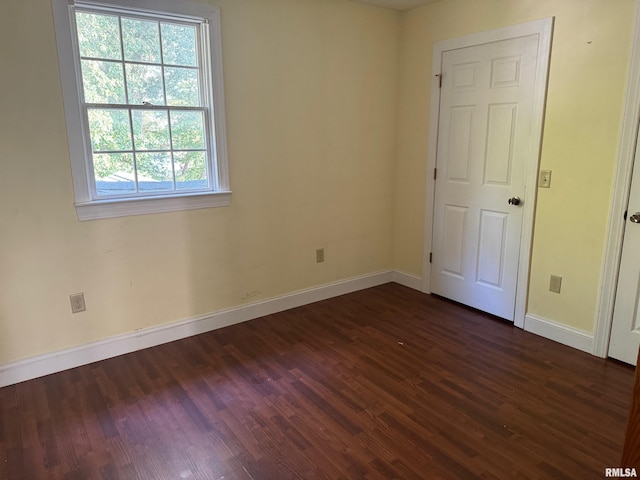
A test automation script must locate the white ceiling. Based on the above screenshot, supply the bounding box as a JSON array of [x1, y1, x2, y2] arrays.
[[351, 0, 439, 11]]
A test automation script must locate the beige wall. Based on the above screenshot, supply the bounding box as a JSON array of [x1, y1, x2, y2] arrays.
[[394, 0, 635, 332], [0, 0, 400, 364], [0, 0, 636, 367]]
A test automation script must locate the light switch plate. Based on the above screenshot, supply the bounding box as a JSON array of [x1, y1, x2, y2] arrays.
[[539, 170, 552, 188]]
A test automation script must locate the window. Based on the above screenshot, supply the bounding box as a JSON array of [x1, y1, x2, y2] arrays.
[[52, 0, 230, 220]]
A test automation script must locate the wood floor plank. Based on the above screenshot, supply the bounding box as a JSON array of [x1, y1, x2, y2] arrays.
[[0, 283, 635, 479]]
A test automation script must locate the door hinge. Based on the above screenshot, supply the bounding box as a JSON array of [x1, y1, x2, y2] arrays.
[[436, 73, 442, 88], [624, 210, 628, 221], [429, 252, 432, 263], [433, 168, 437, 180]]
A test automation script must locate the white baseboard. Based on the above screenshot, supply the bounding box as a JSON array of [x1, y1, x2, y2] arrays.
[[524, 313, 594, 354], [2, 275, 601, 388], [0, 271, 394, 388], [391, 270, 423, 291]]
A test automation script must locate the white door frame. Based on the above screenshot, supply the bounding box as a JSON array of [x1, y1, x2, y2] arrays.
[[593, 0, 640, 358], [422, 18, 553, 329]]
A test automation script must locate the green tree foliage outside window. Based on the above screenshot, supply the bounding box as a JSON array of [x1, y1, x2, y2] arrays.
[[75, 9, 210, 196]]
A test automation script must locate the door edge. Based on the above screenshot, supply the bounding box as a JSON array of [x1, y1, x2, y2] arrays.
[[594, 0, 640, 358]]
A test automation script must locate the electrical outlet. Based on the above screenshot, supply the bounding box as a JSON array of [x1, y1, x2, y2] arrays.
[[549, 275, 562, 294], [539, 170, 552, 188], [316, 248, 325, 263], [70, 293, 86, 313]]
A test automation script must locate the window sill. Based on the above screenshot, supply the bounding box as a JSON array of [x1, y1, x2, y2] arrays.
[[75, 190, 231, 221]]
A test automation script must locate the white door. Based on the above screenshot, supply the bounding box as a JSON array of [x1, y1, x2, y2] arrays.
[[431, 34, 540, 321], [609, 149, 640, 365]]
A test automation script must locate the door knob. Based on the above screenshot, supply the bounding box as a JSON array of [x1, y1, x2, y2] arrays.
[[508, 196, 521, 206], [630, 212, 640, 223]]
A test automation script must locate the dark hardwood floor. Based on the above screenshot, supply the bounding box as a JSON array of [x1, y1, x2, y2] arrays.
[[0, 283, 635, 479]]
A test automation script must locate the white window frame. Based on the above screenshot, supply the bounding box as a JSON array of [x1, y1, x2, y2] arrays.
[[52, 0, 231, 221]]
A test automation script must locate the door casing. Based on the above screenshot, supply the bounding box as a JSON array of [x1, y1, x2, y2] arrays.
[[422, 18, 553, 329], [595, 0, 640, 358]]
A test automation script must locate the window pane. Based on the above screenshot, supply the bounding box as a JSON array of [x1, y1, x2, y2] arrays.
[[165, 67, 200, 106], [161, 23, 197, 67], [170, 111, 205, 149], [132, 110, 170, 150], [76, 12, 121, 60], [137, 153, 174, 192], [88, 109, 132, 152], [175, 151, 207, 190], [122, 18, 161, 64], [81, 60, 126, 104], [94, 153, 136, 196], [126, 64, 164, 105]]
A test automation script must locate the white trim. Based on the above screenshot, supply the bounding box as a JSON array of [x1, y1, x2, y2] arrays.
[[0, 271, 393, 388], [392, 270, 423, 291], [51, 0, 231, 221], [593, 0, 640, 358], [52, 0, 91, 202], [75, 190, 231, 220], [423, 18, 553, 328], [524, 314, 594, 354], [207, 5, 231, 192], [422, 26, 442, 296]]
